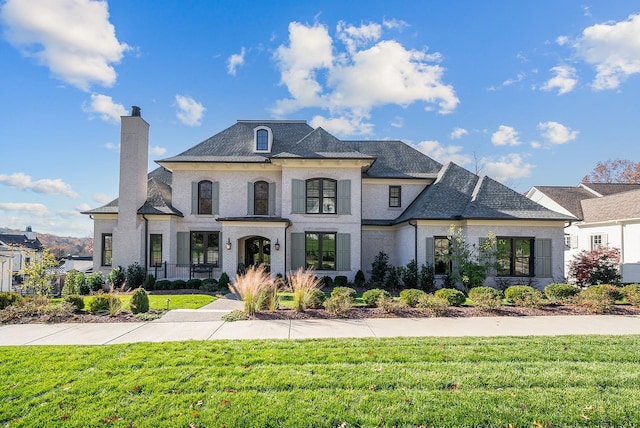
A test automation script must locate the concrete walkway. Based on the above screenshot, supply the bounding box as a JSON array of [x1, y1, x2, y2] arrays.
[[1, 295, 639, 346]]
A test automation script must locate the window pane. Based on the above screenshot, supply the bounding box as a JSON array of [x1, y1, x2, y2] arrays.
[[322, 198, 336, 214], [514, 238, 531, 276], [496, 238, 511, 276], [254, 181, 269, 215], [306, 198, 319, 213], [305, 233, 319, 269], [257, 129, 268, 150], [306, 180, 319, 197], [191, 232, 205, 264], [102, 234, 112, 266], [206, 232, 219, 267], [434, 237, 450, 275], [321, 234, 336, 270], [323, 180, 336, 197], [150, 234, 162, 267], [198, 181, 212, 214], [389, 186, 401, 207]]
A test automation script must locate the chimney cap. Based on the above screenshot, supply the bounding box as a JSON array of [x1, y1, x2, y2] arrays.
[[131, 106, 141, 117]]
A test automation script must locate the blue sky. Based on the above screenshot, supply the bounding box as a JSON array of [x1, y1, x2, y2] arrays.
[[1, 1, 639, 238]]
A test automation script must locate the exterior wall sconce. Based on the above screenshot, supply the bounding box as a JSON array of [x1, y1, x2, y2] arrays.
[[274, 239, 280, 251], [226, 238, 232, 250]]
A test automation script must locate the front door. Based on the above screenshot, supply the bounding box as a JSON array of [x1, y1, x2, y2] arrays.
[[245, 237, 271, 271]]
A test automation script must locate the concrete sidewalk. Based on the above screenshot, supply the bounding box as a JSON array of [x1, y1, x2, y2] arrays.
[[1, 315, 639, 346]]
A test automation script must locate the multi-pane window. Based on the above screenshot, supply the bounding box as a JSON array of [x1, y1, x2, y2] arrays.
[[256, 129, 269, 151], [101, 233, 112, 266], [496, 237, 533, 277], [254, 181, 269, 215], [150, 234, 162, 267], [434, 236, 451, 275], [191, 231, 219, 266], [306, 178, 336, 214], [305, 232, 336, 270], [198, 180, 212, 214], [590, 235, 604, 250], [389, 186, 401, 207]]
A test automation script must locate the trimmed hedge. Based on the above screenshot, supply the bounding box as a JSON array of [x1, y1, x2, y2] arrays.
[[362, 288, 390, 307], [469, 286, 503, 310], [434, 288, 465, 306], [504, 285, 544, 308], [544, 283, 579, 302], [399, 289, 427, 307]]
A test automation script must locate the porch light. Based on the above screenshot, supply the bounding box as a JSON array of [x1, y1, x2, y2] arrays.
[[274, 239, 280, 251], [226, 238, 232, 250]]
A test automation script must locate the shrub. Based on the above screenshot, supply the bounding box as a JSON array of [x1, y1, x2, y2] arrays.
[[62, 269, 80, 296], [320, 276, 333, 288], [125, 263, 146, 289], [199, 278, 219, 292], [323, 293, 353, 317], [0, 292, 23, 309], [399, 289, 427, 308], [460, 262, 488, 290], [306, 288, 326, 309], [130, 288, 150, 314], [400, 259, 418, 289], [171, 280, 186, 290], [577, 285, 615, 314], [434, 288, 466, 306], [331, 287, 356, 299], [107, 266, 125, 289], [77, 272, 90, 295], [622, 284, 640, 307], [186, 278, 202, 289], [88, 294, 121, 315], [468, 286, 503, 311], [569, 247, 622, 287], [333, 276, 349, 287], [218, 272, 231, 292], [504, 285, 544, 308], [0, 296, 74, 324], [230, 265, 273, 316], [417, 294, 450, 316], [377, 294, 406, 313], [221, 309, 249, 322], [288, 268, 322, 312], [143, 274, 155, 291], [371, 252, 389, 284], [86, 272, 106, 293], [154, 279, 171, 290], [384, 266, 401, 290], [354, 270, 366, 287], [418, 264, 435, 292], [63, 295, 85, 311], [362, 288, 390, 307], [544, 283, 580, 303]]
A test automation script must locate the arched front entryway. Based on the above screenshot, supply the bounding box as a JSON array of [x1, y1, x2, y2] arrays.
[[244, 236, 271, 271]]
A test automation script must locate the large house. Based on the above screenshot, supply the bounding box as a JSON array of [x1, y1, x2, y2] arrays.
[[0, 226, 44, 292], [526, 183, 640, 283], [84, 107, 572, 288]]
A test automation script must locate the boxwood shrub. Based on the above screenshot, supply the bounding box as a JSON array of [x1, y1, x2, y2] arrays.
[[434, 288, 465, 306], [63, 295, 85, 311], [0, 292, 23, 310], [469, 286, 503, 310], [504, 285, 544, 308], [186, 278, 202, 289], [154, 279, 171, 290], [171, 279, 187, 290], [622, 284, 640, 307], [362, 288, 390, 307], [544, 283, 579, 302], [129, 288, 150, 314], [399, 288, 427, 307], [577, 285, 616, 314]]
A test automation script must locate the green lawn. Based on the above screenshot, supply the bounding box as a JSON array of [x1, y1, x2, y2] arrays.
[[2, 335, 640, 427]]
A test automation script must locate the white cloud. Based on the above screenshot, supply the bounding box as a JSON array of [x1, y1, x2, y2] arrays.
[[537, 121, 579, 144], [272, 20, 458, 135], [574, 14, 640, 90], [0, 172, 78, 198], [415, 140, 472, 166], [450, 127, 468, 140], [310, 114, 374, 136], [491, 125, 522, 146], [0, 0, 128, 90], [480, 154, 533, 182], [175, 95, 205, 126], [93, 193, 113, 204], [105, 142, 119, 151], [390, 116, 404, 128], [227, 47, 246, 76], [150, 145, 167, 156], [75, 203, 92, 212], [541, 65, 578, 95], [0, 202, 50, 217], [83, 94, 127, 123], [382, 19, 409, 31], [531, 141, 542, 149], [556, 36, 569, 46]]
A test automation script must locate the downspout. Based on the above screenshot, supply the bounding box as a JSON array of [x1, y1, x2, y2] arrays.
[[284, 221, 291, 276], [142, 215, 149, 272], [409, 220, 417, 262]]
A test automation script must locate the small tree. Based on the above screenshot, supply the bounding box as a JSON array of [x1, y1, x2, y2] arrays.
[[400, 259, 418, 289], [371, 252, 389, 284], [445, 226, 497, 292], [17, 248, 60, 296], [125, 263, 146, 290], [107, 266, 126, 289], [418, 264, 435, 292], [568, 247, 621, 287], [86, 272, 106, 293], [62, 269, 80, 296]]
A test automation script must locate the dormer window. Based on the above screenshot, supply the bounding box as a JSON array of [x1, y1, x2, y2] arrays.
[[254, 126, 272, 152]]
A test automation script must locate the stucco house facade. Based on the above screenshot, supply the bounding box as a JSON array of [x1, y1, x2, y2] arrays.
[[84, 108, 572, 288], [526, 183, 640, 283]]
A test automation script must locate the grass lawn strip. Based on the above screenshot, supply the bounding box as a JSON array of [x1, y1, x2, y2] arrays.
[[1, 335, 639, 427]]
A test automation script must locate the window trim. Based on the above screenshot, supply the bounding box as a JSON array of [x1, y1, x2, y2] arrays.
[[306, 178, 337, 214], [496, 237, 534, 277], [389, 185, 401, 208], [190, 231, 220, 267], [149, 234, 162, 267], [254, 180, 269, 216], [198, 180, 213, 215], [101, 233, 113, 267], [305, 232, 336, 271], [253, 126, 273, 153]]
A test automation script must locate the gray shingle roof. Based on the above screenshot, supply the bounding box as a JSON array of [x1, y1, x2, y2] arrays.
[[581, 188, 640, 222], [529, 186, 595, 219], [395, 163, 574, 223], [583, 183, 640, 196], [272, 127, 373, 160], [0, 233, 43, 251], [348, 140, 442, 178]]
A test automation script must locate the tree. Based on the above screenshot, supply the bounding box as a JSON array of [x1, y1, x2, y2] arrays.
[[582, 159, 640, 184], [446, 226, 498, 292], [568, 247, 621, 287], [17, 248, 60, 296]]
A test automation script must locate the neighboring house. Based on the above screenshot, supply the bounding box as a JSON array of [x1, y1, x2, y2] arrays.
[[0, 242, 14, 292], [84, 107, 572, 288], [526, 183, 640, 283], [0, 226, 44, 290]]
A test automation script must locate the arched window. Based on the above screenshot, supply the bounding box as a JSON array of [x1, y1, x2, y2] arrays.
[[198, 180, 212, 214], [254, 180, 269, 215], [256, 129, 268, 151], [306, 178, 337, 214]]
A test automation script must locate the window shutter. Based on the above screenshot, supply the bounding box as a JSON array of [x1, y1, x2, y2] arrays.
[[336, 233, 351, 271], [602, 234, 608, 246], [191, 182, 198, 214], [479, 237, 497, 276], [570, 235, 578, 249], [212, 182, 219, 214], [177, 232, 190, 266], [290, 233, 305, 270], [247, 182, 254, 215], [425, 237, 434, 267], [337, 180, 351, 214], [534, 238, 552, 278], [268, 182, 276, 216], [291, 179, 305, 214]]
